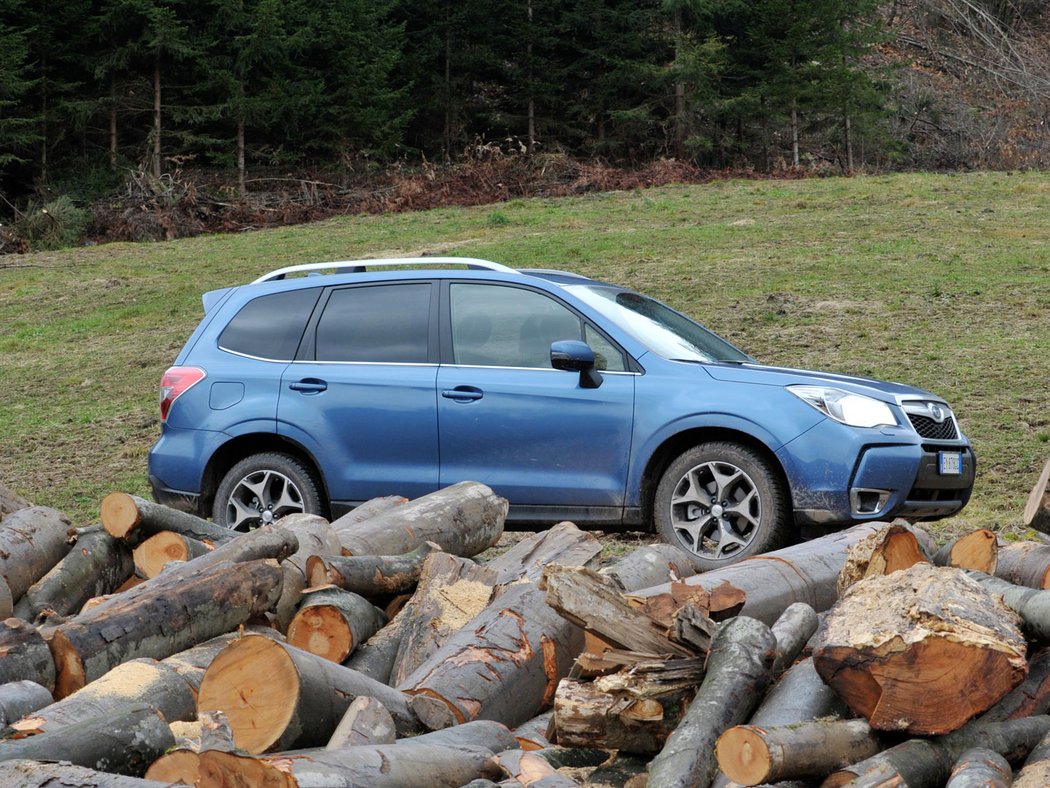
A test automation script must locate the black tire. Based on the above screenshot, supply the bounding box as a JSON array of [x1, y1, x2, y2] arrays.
[[653, 441, 790, 570], [212, 451, 325, 531]]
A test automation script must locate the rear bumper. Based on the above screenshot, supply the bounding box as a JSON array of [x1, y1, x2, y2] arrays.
[[148, 474, 202, 515]]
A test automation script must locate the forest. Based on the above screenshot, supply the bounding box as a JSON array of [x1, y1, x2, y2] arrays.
[[1, 0, 1049, 251]]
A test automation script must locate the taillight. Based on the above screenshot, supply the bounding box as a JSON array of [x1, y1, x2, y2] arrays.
[[160, 366, 206, 422]]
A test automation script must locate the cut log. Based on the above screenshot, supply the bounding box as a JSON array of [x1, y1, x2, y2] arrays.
[[145, 750, 202, 785], [483, 521, 603, 584], [132, 530, 210, 578], [945, 747, 1011, 788], [495, 749, 578, 787], [268, 514, 340, 634], [599, 543, 699, 592], [995, 540, 1050, 589], [1016, 727, 1050, 788], [541, 564, 693, 658], [0, 759, 173, 787], [932, 529, 998, 573], [388, 552, 498, 686], [632, 522, 904, 625], [287, 587, 387, 662], [337, 480, 507, 558], [979, 646, 1050, 722], [813, 564, 1028, 734], [0, 701, 174, 777], [329, 494, 408, 538], [646, 616, 777, 788], [965, 570, 1050, 641], [327, 695, 396, 749], [401, 581, 585, 730], [100, 492, 236, 546], [769, 602, 819, 675], [159, 627, 284, 693], [343, 603, 406, 684], [0, 619, 56, 692], [836, 522, 927, 595], [7, 658, 196, 737], [0, 506, 73, 602], [716, 718, 881, 786], [514, 711, 554, 750], [0, 482, 31, 520], [306, 543, 434, 597], [196, 634, 417, 752], [1025, 458, 1050, 534], [12, 525, 134, 621], [49, 557, 284, 698], [0, 681, 51, 728]]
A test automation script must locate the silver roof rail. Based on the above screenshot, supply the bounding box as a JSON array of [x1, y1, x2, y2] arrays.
[[251, 256, 517, 284]]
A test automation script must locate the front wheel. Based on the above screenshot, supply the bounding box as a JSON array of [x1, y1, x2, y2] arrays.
[[212, 452, 325, 531], [653, 442, 790, 570]]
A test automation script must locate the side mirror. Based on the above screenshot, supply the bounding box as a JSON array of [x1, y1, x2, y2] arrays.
[[550, 340, 603, 389]]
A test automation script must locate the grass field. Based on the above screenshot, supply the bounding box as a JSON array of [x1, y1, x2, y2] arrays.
[[2, 171, 1048, 541]]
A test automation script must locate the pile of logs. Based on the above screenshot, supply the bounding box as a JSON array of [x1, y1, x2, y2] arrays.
[[0, 459, 1048, 787]]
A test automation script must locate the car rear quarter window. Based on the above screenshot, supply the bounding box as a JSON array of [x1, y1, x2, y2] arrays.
[[218, 288, 320, 360], [315, 283, 431, 363]]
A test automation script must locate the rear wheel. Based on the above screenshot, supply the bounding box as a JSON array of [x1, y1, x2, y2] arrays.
[[653, 441, 789, 570], [212, 452, 325, 531]]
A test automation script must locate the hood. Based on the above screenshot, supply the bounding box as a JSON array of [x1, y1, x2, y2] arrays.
[[702, 361, 944, 405]]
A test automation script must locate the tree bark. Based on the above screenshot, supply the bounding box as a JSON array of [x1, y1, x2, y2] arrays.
[[484, 521, 602, 584], [343, 603, 406, 684], [49, 558, 283, 698], [1016, 727, 1050, 787], [13, 526, 134, 621], [0, 681, 52, 727], [945, 747, 1012, 787], [495, 748, 579, 787], [196, 634, 418, 753], [836, 522, 927, 595], [0, 759, 173, 787], [646, 616, 777, 788], [101, 492, 235, 546], [306, 543, 434, 596], [327, 695, 396, 749], [131, 531, 210, 578], [599, 543, 698, 592], [401, 581, 584, 730], [1024, 458, 1050, 534], [995, 540, 1050, 589], [0, 482, 31, 519], [329, 495, 407, 540], [632, 522, 898, 625], [0, 506, 73, 603], [287, 587, 387, 663], [932, 529, 998, 572], [965, 570, 1050, 641], [268, 513, 341, 633], [769, 602, 819, 675], [336, 481, 506, 558], [814, 564, 1027, 734], [0, 619, 56, 692]]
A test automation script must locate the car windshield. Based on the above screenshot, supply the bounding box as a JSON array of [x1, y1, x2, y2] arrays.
[[566, 284, 752, 363]]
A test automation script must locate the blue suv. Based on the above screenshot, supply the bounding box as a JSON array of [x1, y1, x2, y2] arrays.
[[148, 257, 975, 567]]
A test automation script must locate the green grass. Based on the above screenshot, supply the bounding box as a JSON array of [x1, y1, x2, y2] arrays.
[[2, 171, 1049, 541]]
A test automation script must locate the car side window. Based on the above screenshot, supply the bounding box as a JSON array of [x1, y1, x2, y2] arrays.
[[450, 283, 625, 371], [218, 287, 321, 360], [315, 283, 431, 363]]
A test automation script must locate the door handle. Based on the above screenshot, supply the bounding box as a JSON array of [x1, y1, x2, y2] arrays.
[[442, 386, 483, 402], [289, 378, 328, 394]]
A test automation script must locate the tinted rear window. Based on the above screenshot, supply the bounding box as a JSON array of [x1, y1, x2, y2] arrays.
[[218, 288, 319, 360], [315, 283, 431, 363]]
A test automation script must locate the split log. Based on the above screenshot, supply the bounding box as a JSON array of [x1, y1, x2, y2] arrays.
[[932, 529, 998, 572], [995, 541, 1050, 589], [287, 587, 387, 663], [1025, 458, 1050, 534], [0, 619, 55, 692], [813, 564, 1028, 734], [100, 492, 236, 546], [945, 747, 1011, 787], [131, 530, 209, 578], [196, 634, 418, 752], [965, 570, 1050, 641], [12, 526, 134, 621], [388, 552, 498, 686], [979, 646, 1050, 722], [541, 564, 693, 658], [327, 695, 396, 749], [0, 701, 174, 777], [336, 480, 507, 558], [483, 521, 602, 584], [306, 543, 434, 597], [0, 681, 51, 728], [716, 718, 881, 786], [0, 759, 173, 787], [329, 494, 408, 537], [7, 658, 195, 737], [646, 616, 777, 788], [552, 657, 705, 753], [49, 557, 284, 697], [769, 602, 819, 675], [632, 522, 901, 625], [824, 715, 1050, 787], [0, 482, 31, 520], [1016, 727, 1050, 787], [0, 506, 73, 602], [836, 522, 927, 595], [401, 581, 584, 730], [599, 543, 699, 592]]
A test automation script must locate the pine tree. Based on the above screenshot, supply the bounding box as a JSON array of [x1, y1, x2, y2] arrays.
[[0, 6, 38, 176]]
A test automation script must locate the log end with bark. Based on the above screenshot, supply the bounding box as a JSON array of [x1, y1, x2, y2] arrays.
[[1024, 458, 1050, 535]]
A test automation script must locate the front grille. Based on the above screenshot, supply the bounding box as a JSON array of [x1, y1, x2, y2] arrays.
[[907, 413, 958, 440]]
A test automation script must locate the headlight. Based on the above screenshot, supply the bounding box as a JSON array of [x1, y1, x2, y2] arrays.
[[788, 385, 898, 428]]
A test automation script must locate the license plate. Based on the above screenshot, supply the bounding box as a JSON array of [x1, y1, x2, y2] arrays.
[[939, 451, 962, 476]]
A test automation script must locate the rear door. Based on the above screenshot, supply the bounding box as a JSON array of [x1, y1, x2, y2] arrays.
[[277, 280, 440, 503]]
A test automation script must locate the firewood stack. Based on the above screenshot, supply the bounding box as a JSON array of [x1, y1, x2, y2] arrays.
[[2, 465, 1050, 786]]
